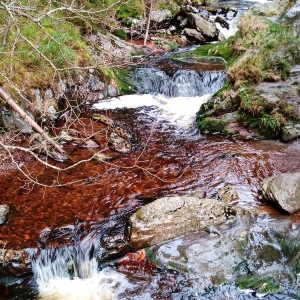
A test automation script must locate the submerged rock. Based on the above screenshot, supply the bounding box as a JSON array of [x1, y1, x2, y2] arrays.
[[261, 173, 300, 213], [0, 204, 9, 225], [218, 183, 240, 204], [109, 132, 132, 154], [129, 196, 250, 250]]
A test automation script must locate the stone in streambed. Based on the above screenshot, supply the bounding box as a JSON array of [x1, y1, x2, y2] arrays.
[[0, 204, 9, 225], [218, 183, 240, 204], [129, 196, 249, 250], [261, 173, 300, 214]]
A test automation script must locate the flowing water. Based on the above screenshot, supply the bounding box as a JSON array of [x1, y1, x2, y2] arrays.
[[2, 55, 300, 299]]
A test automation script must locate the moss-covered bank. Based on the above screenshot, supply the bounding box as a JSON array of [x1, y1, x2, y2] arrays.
[[194, 8, 300, 139]]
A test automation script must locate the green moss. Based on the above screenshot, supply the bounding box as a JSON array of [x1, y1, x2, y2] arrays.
[[112, 29, 127, 40], [192, 39, 238, 67], [135, 209, 143, 220], [273, 231, 300, 274], [236, 275, 280, 294], [198, 117, 227, 134], [145, 247, 160, 265]]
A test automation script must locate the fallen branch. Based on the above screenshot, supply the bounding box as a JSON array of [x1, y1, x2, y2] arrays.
[[0, 87, 65, 155]]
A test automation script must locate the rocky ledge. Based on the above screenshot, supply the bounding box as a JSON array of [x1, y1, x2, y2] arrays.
[[129, 196, 250, 251]]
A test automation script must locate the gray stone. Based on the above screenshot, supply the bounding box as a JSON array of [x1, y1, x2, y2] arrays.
[[0, 204, 9, 225], [44, 89, 53, 99], [221, 111, 240, 123], [1, 107, 33, 134], [88, 75, 105, 92], [107, 84, 119, 97], [180, 5, 199, 16], [129, 196, 249, 250], [226, 10, 237, 20], [282, 122, 300, 141], [182, 28, 206, 42], [254, 82, 300, 115], [187, 13, 218, 39], [179, 17, 188, 28], [261, 173, 300, 213], [150, 9, 172, 28]]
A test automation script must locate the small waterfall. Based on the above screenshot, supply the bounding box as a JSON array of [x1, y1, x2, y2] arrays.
[[32, 243, 132, 300], [129, 67, 226, 98]]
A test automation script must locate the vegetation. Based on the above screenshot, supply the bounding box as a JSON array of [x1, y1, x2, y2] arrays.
[[236, 275, 280, 294], [197, 9, 300, 138], [198, 117, 227, 134]]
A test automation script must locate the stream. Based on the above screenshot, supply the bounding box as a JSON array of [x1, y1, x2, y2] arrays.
[[2, 29, 300, 300]]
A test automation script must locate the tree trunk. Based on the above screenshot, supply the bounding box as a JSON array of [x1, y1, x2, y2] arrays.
[[0, 88, 65, 155], [143, 0, 153, 47]]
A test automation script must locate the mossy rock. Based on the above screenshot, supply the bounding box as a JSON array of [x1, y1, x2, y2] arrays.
[[236, 275, 280, 294], [198, 117, 227, 134]]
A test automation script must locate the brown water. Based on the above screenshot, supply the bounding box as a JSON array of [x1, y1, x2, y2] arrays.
[[1, 105, 300, 250]]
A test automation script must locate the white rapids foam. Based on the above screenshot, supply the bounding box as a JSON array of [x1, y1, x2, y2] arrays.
[[37, 267, 133, 300], [93, 93, 212, 132]]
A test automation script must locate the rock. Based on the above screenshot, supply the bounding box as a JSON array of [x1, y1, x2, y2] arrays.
[[261, 173, 300, 213], [215, 16, 229, 29], [94, 32, 143, 59], [150, 9, 173, 29], [179, 17, 188, 28], [198, 117, 227, 134], [182, 28, 206, 42], [107, 84, 119, 97], [93, 151, 120, 162], [254, 82, 300, 115], [180, 5, 199, 16], [129, 196, 249, 250], [187, 13, 218, 39], [109, 132, 131, 154], [221, 111, 240, 123], [226, 10, 237, 20], [283, 0, 300, 34], [92, 114, 114, 127], [88, 75, 105, 92], [218, 183, 240, 204], [0, 205, 9, 225], [81, 139, 99, 148], [0, 107, 33, 134], [282, 122, 300, 141], [0, 248, 30, 269]]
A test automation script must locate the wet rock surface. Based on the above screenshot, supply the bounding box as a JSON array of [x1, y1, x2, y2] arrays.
[[261, 173, 300, 214], [129, 196, 250, 250], [0, 204, 9, 225], [145, 212, 299, 297]]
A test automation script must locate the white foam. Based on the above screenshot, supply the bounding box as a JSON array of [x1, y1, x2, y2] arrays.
[[37, 268, 133, 300], [93, 94, 212, 131]]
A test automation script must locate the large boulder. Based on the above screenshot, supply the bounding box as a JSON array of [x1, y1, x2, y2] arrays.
[[182, 28, 206, 42], [129, 196, 249, 250], [261, 173, 300, 213], [187, 13, 218, 39], [150, 9, 173, 29]]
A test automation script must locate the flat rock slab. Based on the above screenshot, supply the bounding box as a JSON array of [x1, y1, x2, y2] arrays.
[[129, 196, 249, 250], [261, 173, 300, 214]]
